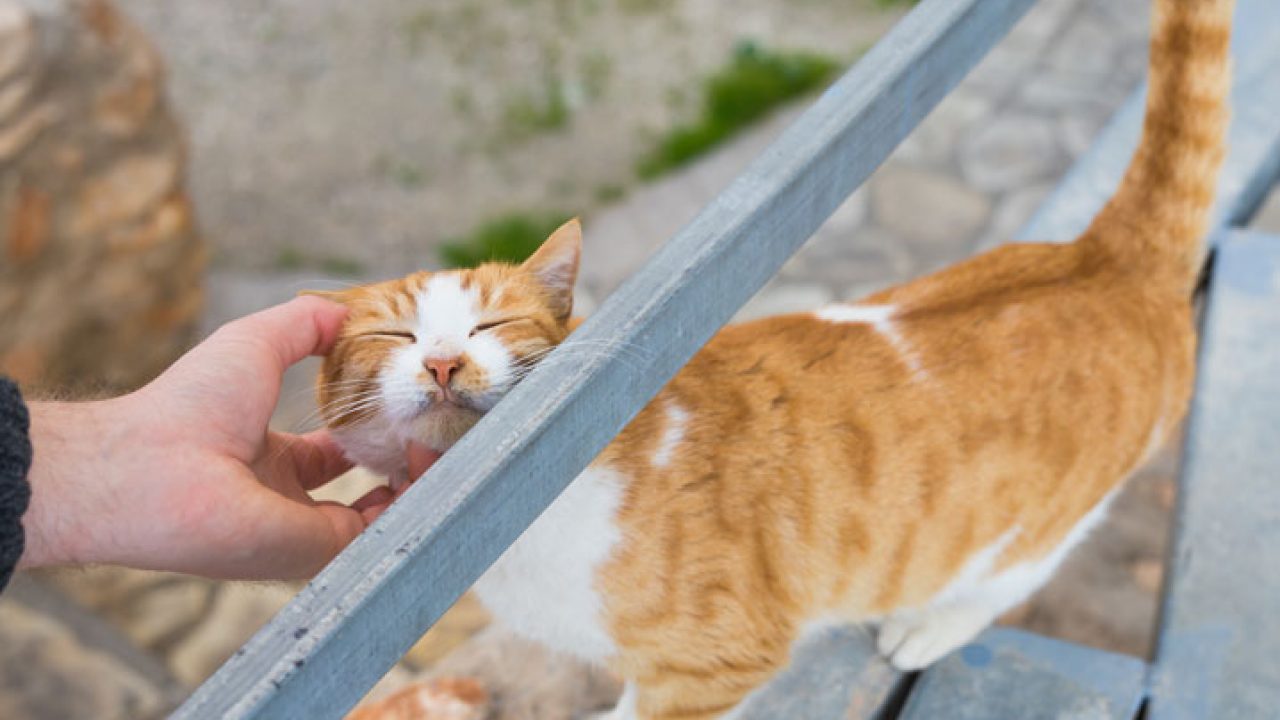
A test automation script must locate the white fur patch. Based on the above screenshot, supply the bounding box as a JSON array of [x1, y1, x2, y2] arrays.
[[467, 332, 514, 407], [472, 464, 625, 664], [331, 415, 411, 483], [1139, 416, 1167, 466], [651, 402, 689, 469], [923, 487, 1116, 616], [877, 489, 1120, 669], [814, 304, 896, 324], [379, 340, 429, 424], [985, 488, 1120, 602], [417, 274, 480, 349], [931, 527, 1021, 607], [815, 304, 926, 380]]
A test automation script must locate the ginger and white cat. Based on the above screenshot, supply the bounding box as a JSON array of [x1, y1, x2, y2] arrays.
[[314, 0, 1232, 716]]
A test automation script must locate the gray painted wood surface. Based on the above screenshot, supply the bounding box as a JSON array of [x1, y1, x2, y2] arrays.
[[899, 628, 1145, 720], [736, 626, 903, 720], [1017, 0, 1280, 244], [172, 1, 1040, 717], [1147, 230, 1280, 720]]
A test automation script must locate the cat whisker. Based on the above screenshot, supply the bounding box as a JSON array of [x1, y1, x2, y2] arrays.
[[292, 390, 404, 432]]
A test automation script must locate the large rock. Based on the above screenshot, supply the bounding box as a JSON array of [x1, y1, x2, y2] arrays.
[[0, 0, 204, 394], [0, 575, 185, 720], [0, 602, 167, 720]]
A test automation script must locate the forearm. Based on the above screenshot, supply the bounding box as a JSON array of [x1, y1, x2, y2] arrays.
[[0, 379, 33, 591]]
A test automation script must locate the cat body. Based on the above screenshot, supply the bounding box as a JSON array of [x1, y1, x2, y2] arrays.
[[315, 0, 1232, 716], [475, 241, 1188, 716]]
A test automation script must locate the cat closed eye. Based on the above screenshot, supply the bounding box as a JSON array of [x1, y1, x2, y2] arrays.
[[470, 318, 523, 337], [362, 330, 416, 342]]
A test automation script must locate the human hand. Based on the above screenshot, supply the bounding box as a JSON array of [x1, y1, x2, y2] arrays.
[[17, 297, 437, 580]]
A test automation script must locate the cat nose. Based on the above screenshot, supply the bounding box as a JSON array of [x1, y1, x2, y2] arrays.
[[424, 356, 462, 388]]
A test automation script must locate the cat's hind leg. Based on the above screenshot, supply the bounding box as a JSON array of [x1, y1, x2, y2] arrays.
[[876, 602, 1002, 671], [875, 551, 1069, 672], [878, 491, 1119, 670]]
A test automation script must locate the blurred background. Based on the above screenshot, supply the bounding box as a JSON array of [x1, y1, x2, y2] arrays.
[[1, 0, 1279, 718]]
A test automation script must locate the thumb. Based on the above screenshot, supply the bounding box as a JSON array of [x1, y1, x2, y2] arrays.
[[148, 296, 350, 419], [223, 296, 350, 375]]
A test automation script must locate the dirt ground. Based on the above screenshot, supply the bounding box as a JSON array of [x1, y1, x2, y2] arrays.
[[114, 0, 904, 274]]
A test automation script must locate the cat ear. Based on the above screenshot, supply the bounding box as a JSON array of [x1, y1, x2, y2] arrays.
[[522, 218, 581, 320]]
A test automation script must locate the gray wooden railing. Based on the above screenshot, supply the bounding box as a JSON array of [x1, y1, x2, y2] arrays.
[[175, 0, 1280, 717]]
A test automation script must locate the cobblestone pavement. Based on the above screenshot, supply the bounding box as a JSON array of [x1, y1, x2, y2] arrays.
[[6, 0, 1280, 717], [581, 0, 1152, 316]]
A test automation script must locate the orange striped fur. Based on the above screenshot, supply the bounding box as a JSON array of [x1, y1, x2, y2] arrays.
[[315, 1, 1233, 716]]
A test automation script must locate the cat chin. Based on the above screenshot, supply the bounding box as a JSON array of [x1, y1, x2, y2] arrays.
[[410, 403, 484, 452]]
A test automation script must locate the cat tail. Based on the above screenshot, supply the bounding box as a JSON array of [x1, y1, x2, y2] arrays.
[[1078, 0, 1234, 293]]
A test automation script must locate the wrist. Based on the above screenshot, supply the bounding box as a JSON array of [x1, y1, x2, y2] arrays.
[[18, 397, 134, 569]]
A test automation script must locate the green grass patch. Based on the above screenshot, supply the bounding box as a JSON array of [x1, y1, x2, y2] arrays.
[[439, 211, 573, 268], [318, 256, 367, 276], [402, 10, 436, 53], [272, 247, 366, 276], [593, 183, 626, 203], [372, 154, 429, 190], [637, 41, 840, 179], [273, 247, 306, 272], [500, 78, 571, 142], [618, 0, 676, 15]]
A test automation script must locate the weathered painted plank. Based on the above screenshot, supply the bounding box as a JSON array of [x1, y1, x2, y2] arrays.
[[898, 627, 1146, 720], [173, 1, 1041, 717], [1016, 0, 1280, 243], [736, 626, 903, 720], [1147, 230, 1280, 720]]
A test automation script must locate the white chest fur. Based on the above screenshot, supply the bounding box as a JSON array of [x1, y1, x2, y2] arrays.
[[471, 464, 626, 664]]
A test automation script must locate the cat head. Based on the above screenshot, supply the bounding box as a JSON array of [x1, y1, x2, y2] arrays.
[[310, 218, 581, 451]]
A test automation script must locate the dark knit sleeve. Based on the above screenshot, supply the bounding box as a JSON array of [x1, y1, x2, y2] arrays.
[[0, 378, 33, 593]]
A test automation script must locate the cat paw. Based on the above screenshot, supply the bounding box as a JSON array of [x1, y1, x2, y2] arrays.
[[876, 607, 990, 671]]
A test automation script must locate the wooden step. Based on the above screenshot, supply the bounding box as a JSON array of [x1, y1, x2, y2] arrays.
[[1148, 230, 1280, 720], [900, 628, 1145, 720]]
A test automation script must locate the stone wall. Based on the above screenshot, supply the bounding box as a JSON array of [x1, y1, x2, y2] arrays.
[[0, 0, 203, 394]]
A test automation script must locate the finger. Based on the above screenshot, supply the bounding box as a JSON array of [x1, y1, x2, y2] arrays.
[[233, 492, 367, 580], [359, 500, 394, 525], [351, 485, 394, 512], [270, 430, 355, 491], [224, 296, 350, 375], [406, 443, 442, 481]]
